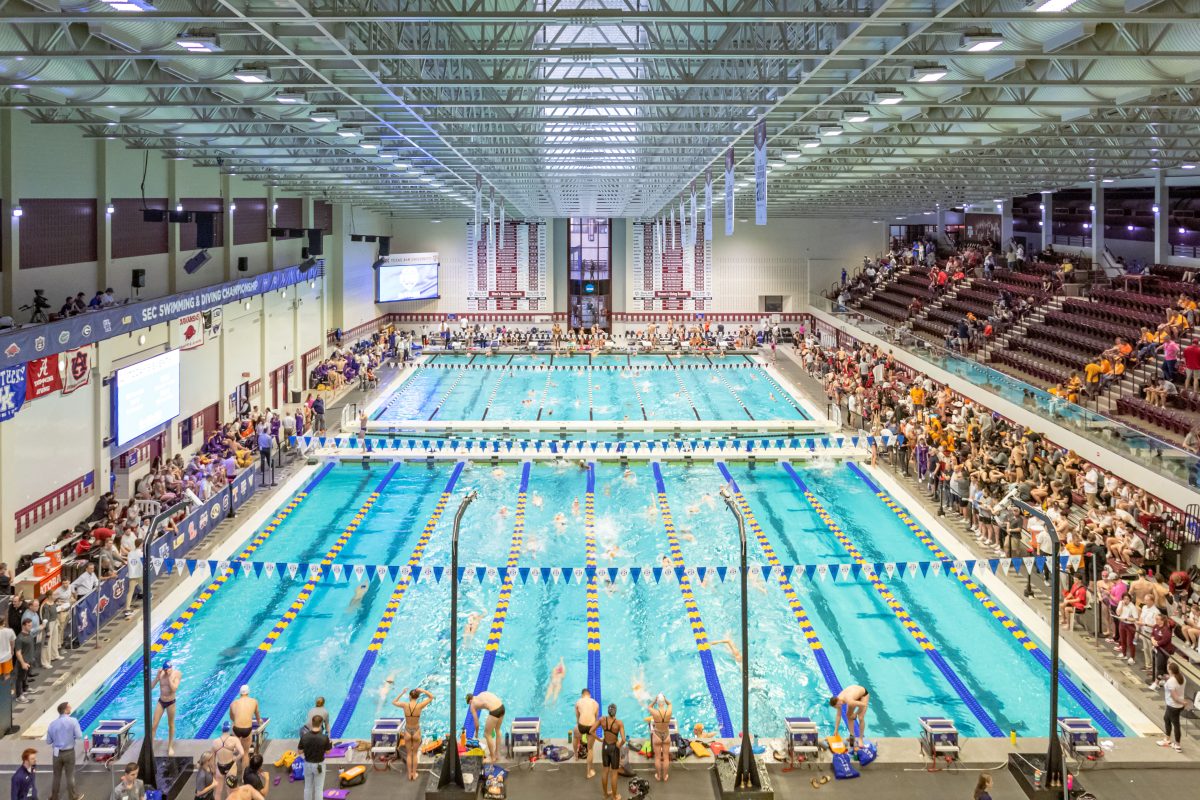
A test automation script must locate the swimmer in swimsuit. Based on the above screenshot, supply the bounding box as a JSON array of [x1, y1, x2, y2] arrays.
[[646, 695, 672, 782], [228, 685, 261, 771], [545, 658, 566, 704], [572, 498, 581, 517], [708, 635, 742, 664], [553, 512, 567, 530], [531, 493, 544, 508], [393, 687, 434, 780], [598, 704, 626, 800], [210, 727, 245, 800], [830, 684, 870, 745], [575, 688, 600, 778], [466, 691, 505, 764], [152, 661, 181, 755], [464, 612, 482, 646], [346, 581, 368, 610]]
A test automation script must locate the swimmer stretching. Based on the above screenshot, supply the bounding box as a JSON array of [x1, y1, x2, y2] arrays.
[[152, 661, 181, 755], [830, 684, 870, 744]]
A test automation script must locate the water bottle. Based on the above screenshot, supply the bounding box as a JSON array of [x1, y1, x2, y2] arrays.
[[1009, 730, 1017, 746]]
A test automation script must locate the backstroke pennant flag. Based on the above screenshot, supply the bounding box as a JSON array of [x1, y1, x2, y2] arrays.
[[754, 119, 767, 225], [724, 147, 735, 236], [704, 170, 712, 241]]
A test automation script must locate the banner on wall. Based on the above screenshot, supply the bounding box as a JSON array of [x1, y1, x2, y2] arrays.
[[25, 355, 62, 400], [724, 147, 735, 236], [965, 213, 1002, 243], [754, 119, 767, 225], [0, 363, 28, 422], [179, 311, 205, 350], [0, 264, 314, 367], [466, 218, 547, 311], [61, 345, 91, 395]]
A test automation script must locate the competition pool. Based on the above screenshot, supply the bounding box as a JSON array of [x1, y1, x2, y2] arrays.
[[75, 459, 1134, 741], [371, 354, 811, 423]]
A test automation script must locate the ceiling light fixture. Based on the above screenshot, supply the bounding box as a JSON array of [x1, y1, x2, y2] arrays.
[[783, 151, 803, 161], [801, 138, 821, 148], [1183, 164, 1197, 170], [874, 91, 903, 105], [960, 32, 1004, 52], [274, 91, 306, 104], [309, 110, 335, 123], [232, 67, 271, 84], [911, 65, 948, 83], [12, 206, 23, 218], [359, 139, 380, 150], [1032, 0, 1079, 12], [335, 126, 359, 138], [101, 0, 155, 11], [175, 33, 220, 52], [842, 109, 869, 123], [819, 124, 844, 137]]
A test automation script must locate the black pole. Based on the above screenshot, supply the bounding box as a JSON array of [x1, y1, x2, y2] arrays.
[[722, 490, 760, 790], [136, 500, 189, 790], [439, 490, 477, 790], [1011, 499, 1064, 791]]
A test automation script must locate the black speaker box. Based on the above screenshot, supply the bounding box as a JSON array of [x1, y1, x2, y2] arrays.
[[378, 236, 391, 256], [168, 210, 193, 224], [142, 209, 166, 223], [237, 256, 249, 272], [131, 269, 146, 288], [307, 229, 324, 256], [195, 212, 216, 249]]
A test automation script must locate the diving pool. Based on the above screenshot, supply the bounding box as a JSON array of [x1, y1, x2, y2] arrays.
[[371, 354, 810, 423], [72, 458, 1139, 742]]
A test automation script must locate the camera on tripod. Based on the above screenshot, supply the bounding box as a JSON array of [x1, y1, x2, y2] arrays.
[[20, 289, 51, 323]]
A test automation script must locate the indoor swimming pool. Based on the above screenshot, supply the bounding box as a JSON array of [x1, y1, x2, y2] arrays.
[[73, 459, 1133, 742], [371, 354, 811, 423]]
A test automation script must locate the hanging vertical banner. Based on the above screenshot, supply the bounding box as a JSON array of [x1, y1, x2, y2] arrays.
[[724, 148, 735, 236], [25, 355, 62, 400], [488, 187, 495, 227], [474, 174, 482, 245], [0, 363, 28, 422], [690, 182, 698, 246], [669, 207, 675, 249], [679, 198, 687, 249], [705, 168, 713, 241], [754, 119, 767, 225], [499, 205, 506, 249], [61, 345, 92, 395]]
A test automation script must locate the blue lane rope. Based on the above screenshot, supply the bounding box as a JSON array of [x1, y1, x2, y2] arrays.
[[329, 461, 467, 737], [464, 462, 532, 736], [78, 462, 336, 731], [714, 463, 843, 696], [195, 463, 402, 738], [846, 463, 1125, 738], [651, 462, 735, 738], [585, 463, 601, 706], [781, 462, 1004, 738]]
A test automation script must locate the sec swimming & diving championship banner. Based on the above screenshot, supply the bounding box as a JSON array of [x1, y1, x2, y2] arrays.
[[754, 119, 767, 225], [724, 147, 735, 236]]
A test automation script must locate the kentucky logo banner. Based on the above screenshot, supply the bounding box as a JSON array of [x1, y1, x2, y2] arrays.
[[724, 147, 735, 236], [754, 119, 767, 225], [2, 363, 30, 421]]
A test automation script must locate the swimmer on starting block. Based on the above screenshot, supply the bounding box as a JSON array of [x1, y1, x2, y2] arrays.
[[830, 684, 870, 744]]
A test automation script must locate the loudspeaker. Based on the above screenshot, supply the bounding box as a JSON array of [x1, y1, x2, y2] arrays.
[[142, 209, 166, 223], [183, 250, 212, 275], [289, 228, 305, 237], [195, 212, 216, 249], [237, 256, 249, 272], [363, 235, 377, 243], [270, 227, 287, 238], [301, 247, 309, 259], [378, 236, 391, 257], [131, 269, 146, 288], [350, 234, 363, 243], [168, 210, 193, 224], [307, 228, 324, 256]]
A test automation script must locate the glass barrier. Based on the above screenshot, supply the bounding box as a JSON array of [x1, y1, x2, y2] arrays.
[[809, 297, 1200, 490]]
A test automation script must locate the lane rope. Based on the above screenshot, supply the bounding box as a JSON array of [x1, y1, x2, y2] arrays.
[[585, 464, 601, 704]]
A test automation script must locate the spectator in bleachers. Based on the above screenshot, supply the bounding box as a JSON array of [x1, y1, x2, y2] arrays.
[[86, 291, 105, 309], [1160, 336, 1180, 381], [1184, 339, 1200, 393]]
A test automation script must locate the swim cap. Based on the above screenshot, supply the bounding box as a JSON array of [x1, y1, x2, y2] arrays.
[[162, 660, 171, 669], [608, 704, 617, 716], [655, 693, 665, 705], [239, 685, 250, 696]]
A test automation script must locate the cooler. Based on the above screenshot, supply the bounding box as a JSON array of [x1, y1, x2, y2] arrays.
[[32, 557, 51, 578]]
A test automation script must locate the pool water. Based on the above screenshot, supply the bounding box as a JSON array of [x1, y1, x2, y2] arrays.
[[373, 354, 809, 423], [78, 459, 1129, 741]]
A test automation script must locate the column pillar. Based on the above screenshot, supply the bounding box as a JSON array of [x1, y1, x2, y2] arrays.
[[1091, 178, 1106, 267], [1041, 192, 1053, 252], [97, 140, 114, 293], [221, 173, 234, 280], [935, 207, 946, 247], [0, 110, 17, 317], [166, 160, 181, 294], [1154, 171, 1169, 266], [265, 186, 276, 271], [329, 203, 346, 334], [999, 199, 1014, 248]]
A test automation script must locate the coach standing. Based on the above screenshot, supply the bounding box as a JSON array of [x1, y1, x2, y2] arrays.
[[45, 702, 85, 800]]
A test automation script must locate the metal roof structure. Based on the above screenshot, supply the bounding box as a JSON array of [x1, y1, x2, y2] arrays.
[[2, 0, 1199, 218]]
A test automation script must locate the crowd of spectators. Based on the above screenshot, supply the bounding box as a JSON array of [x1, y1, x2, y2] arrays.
[[794, 334, 1200, 689]]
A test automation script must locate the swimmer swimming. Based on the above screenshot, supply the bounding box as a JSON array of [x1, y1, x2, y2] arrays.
[[464, 612, 482, 645], [532, 493, 544, 508], [545, 658, 566, 704], [572, 498, 581, 517], [708, 635, 742, 664], [346, 581, 369, 610], [492, 467, 506, 479]]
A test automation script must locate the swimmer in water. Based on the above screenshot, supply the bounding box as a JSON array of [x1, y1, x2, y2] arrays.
[[572, 498, 581, 517], [708, 635, 742, 664], [464, 612, 482, 645], [545, 658, 566, 704], [631, 671, 651, 705], [686, 504, 700, 515], [749, 569, 769, 595], [498, 506, 509, 518], [623, 469, 635, 482], [492, 467, 506, 479], [531, 493, 543, 508], [347, 581, 369, 610], [604, 545, 622, 560], [553, 512, 567, 530], [680, 528, 696, 543], [700, 493, 716, 509]]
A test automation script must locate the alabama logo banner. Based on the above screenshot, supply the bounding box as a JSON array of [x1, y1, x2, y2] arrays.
[[25, 355, 62, 400], [754, 119, 767, 225], [705, 169, 713, 241], [724, 147, 735, 236]]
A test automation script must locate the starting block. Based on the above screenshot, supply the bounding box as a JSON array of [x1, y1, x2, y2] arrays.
[[507, 717, 541, 759], [919, 717, 960, 760], [1058, 718, 1101, 759], [88, 719, 134, 762], [250, 717, 270, 754], [370, 718, 405, 760], [785, 717, 820, 766]]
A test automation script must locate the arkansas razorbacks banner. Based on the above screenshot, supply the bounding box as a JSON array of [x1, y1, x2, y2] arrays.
[[61, 345, 92, 395], [26, 355, 63, 400], [179, 311, 205, 350]]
